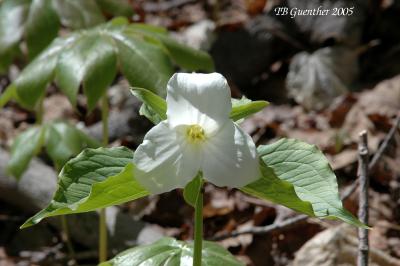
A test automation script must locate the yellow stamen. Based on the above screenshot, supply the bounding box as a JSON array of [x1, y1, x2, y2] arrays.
[[186, 124, 206, 143]]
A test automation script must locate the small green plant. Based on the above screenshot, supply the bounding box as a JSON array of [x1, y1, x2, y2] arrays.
[[20, 73, 365, 266]]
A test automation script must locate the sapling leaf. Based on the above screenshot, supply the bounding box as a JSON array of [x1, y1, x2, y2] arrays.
[[21, 147, 149, 228], [45, 121, 100, 170], [52, 0, 105, 30], [7, 126, 46, 180], [95, 0, 134, 17], [7, 19, 210, 110], [100, 237, 244, 266], [25, 0, 60, 59], [246, 138, 365, 227], [55, 34, 117, 110]]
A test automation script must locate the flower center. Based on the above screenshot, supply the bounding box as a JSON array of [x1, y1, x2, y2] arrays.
[[186, 124, 206, 143]]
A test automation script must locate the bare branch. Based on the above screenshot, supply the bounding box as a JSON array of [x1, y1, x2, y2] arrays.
[[357, 130, 369, 266]]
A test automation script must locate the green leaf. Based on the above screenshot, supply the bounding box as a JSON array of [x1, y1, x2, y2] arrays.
[[256, 138, 365, 227], [7, 126, 46, 180], [21, 147, 149, 228], [100, 237, 244, 266], [128, 25, 214, 72], [96, 0, 134, 17], [114, 32, 174, 96], [155, 35, 215, 72], [15, 35, 78, 109], [0, 84, 16, 108], [10, 20, 212, 109], [0, 0, 29, 64], [241, 162, 315, 216], [52, 0, 105, 30], [130, 87, 167, 123], [25, 0, 60, 59], [55, 34, 117, 109], [183, 175, 202, 208], [230, 97, 269, 122], [45, 121, 100, 170]]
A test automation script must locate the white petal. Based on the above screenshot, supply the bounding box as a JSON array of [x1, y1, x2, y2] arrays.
[[166, 73, 231, 134], [133, 121, 201, 194], [201, 121, 260, 188]]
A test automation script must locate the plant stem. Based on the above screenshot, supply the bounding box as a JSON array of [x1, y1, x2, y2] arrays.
[[60, 215, 76, 264], [193, 184, 203, 266], [99, 95, 109, 263], [35, 96, 44, 125]]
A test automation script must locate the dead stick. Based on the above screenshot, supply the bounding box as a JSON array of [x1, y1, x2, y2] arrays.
[[211, 114, 399, 241], [341, 113, 400, 201], [357, 131, 369, 266]]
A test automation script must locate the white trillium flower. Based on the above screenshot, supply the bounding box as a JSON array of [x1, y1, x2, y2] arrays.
[[133, 72, 260, 194]]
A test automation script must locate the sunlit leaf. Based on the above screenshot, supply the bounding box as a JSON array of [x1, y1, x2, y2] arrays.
[[21, 147, 149, 228], [100, 237, 243, 266], [246, 138, 366, 227]]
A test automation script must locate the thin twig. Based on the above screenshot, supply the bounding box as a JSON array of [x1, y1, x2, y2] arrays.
[[357, 131, 369, 266], [341, 113, 400, 200], [211, 114, 400, 241]]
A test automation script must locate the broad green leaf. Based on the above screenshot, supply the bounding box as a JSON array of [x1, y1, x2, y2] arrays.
[[52, 0, 105, 30], [96, 0, 134, 17], [21, 147, 149, 228], [0, 0, 29, 59], [0, 0, 28, 72], [230, 97, 269, 121], [45, 121, 100, 170], [129, 23, 168, 35], [130, 87, 167, 123], [100, 237, 243, 266], [15, 35, 78, 109], [156, 35, 215, 72], [7, 126, 46, 180], [56, 34, 117, 110], [241, 162, 314, 216], [113, 32, 174, 96], [9, 20, 213, 109], [183, 175, 202, 208], [25, 0, 60, 59], [128, 25, 214, 72], [256, 138, 365, 227]]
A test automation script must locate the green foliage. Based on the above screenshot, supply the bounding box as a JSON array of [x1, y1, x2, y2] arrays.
[[231, 97, 269, 122], [183, 175, 202, 208], [245, 138, 365, 227], [241, 162, 315, 216], [130, 88, 167, 124], [21, 147, 149, 228], [100, 237, 244, 266], [7, 125, 45, 180], [0, 0, 118, 66], [3, 19, 214, 110], [96, 0, 134, 17], [7, 121, 99, 179], [130, 87, 268, 124]]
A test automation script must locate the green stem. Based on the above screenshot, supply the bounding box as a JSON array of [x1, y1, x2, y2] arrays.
[[99, 95, 109, 263], [35, 96, 44, 125], [193, 184, 203, 266], [60, 215, 76, 263]]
